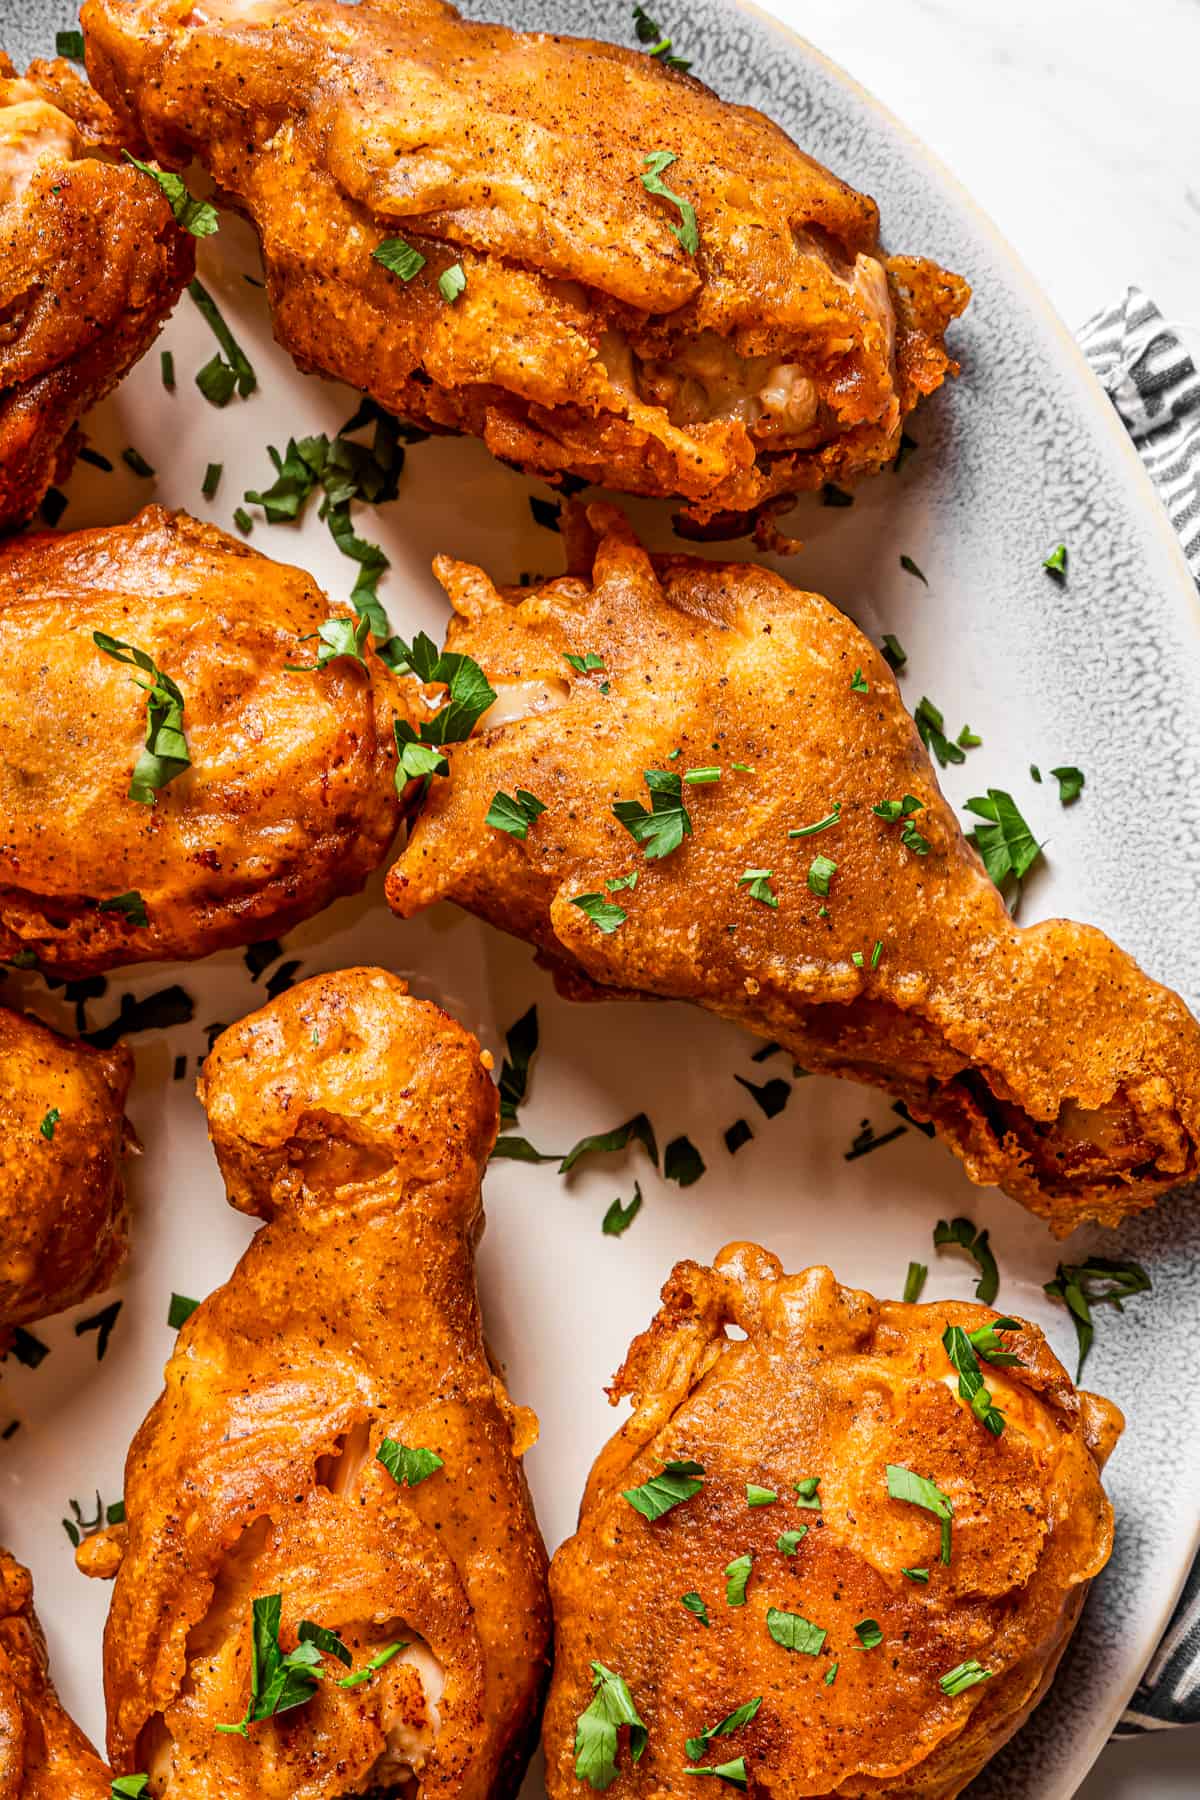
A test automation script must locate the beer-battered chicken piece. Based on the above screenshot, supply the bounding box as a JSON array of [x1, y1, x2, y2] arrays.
[[387, 507, 1200, 1232], [0, 1004, 134, 1347], [0, 1547, 112, 1797], [0, 51, 192, 533], [545, 1245, 1122, 1800], [0, 508, 407, 977], [81, 0, 968, 525], [80, 968, 551, 1799]]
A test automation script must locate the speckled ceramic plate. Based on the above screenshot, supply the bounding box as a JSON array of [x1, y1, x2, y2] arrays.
[[3, 1, 1199, 1795]]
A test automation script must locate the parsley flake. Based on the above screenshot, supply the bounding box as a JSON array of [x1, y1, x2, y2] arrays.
[[337, 1641, 408, 1689], [215, 1594, 325, 1737], [850, 667, 869, 693], [1043, 544, 1068, 579], [99, 890, 148, 929], [167, 1293, 199, 1329], [111, 1777, 151, 1798], [560, 1114, 658, 1174], [614, 769, 692, 859], [571, 893, 628, 933], [188, 279, 255, 396], [788, 803, 840, 838], [640, 150, 699, 255], [940, 1659, 993, 1696], [902, 1261, 927, 1303], [1043, 1257, 1151, 1379], [806, 854, 836, 897], [766, 1607, 826, 1654], [574, 1662, 647, 1791], [485, 788, 547, 840], [497, 1004, 538, 1125], [776, 1527, 807, 1555], [685, 1698, 761, 1765], [738, 868, 777, 908], [374, 235, 427, 282], [623, 1459, 704, 1521], [632, 5, 692, 70], [39, 1108, 60, 1140], [854, 1619, 883, 1649], [564, 651, 606, 674], [123, 153, 218, 237], [56, 28, 86, 58], [94, 632, 191, 803], [886, 1464, 952, 1564], [681, 1590, 710, 1627], [943, 1321, 1023, 1435], [285, 613, 371, 673], [881, 633, 907, 671], [724, 1552, 753, 1606], [900, 554, 928, 584], [793, 1477, 821, 1510], [902, 1567, 929, 1583], [1051, 765, 1084, 804], [376, 1439, 444, 1487], [914, 697, 965, 767], [933, 1216, 999, 1305], [684, 1760, 747, 1788], [965, 788, 1042, 891], [664, 1135, 705, 1186], [746, 1485, 777, 1507], [438, 262, 467, 304], [602, 1184, 643, 1236]]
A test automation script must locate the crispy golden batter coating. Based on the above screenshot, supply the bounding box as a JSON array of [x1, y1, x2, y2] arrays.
[[81, 0, 968, 523], [0, 508, 406, 977], [0, 51, 192, 534], [545, 1245, 1122, 1800], [0, 1003, 134, 1343], [0, 1547, 112, 1797], [82, 968, 551, 1799], [387, 507, 1200, 1232]]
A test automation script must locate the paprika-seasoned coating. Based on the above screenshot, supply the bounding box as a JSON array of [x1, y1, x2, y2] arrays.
[[0, 51, 191, 533], [387, 505, 1200, 1232], [81, 0, 968, 525], [0, 1003, 134, 1343], [0, 508, 406, 977], [82, 968, 551, 1800], [545, 1245, 1122, 1800], [0, 1547, 113, 1797]]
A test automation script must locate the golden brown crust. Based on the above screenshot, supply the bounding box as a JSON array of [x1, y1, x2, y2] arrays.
[[0, 1547, 112, 1798], [92, 968, 551, 1799], [81, 0, 968, 522], [545, 1246, 1122, 1800], [0, 52, 192, 532], [387, 506, 1200, 1231], [0, 508, 407, 976], [0, 1002, 134, 1336]]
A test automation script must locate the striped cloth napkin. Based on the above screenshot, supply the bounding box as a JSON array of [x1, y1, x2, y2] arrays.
[[1078, 288, 1200, 1733]]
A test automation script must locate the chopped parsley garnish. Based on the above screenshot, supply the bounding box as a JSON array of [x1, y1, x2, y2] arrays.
[[724, 1552, 753, 1606], [788, 803, 840, 838], [390, 632, 497, 741], [664, 1135, 705, 1186], [83, 984, 194, 1049], [602, 1184, 642, 1236], [894, 430, 919, 471], [886, 1464, 952, 1564], [766, 1607, 826, 1654], [122, 447, 154, 478], [56, 28, 86, 57], [1043, 544, 1068, 579], [881, 633, 907, 671], [285, 614, 370, 673], [956, 724, 982, 748], [216, 1594, 332, 1736], [438, 263, 467, 303], [943, 1320, 1023, 1435], [724, 1119, 752, 1154], [606, 871, 639, 892], [75, 1298, 122, 1361], [560, 1113, 658, 1174], [899, 554, 928, 585], [734, 1074, 789, 1119], [40, 487, 66, 528], [823, 484, 854, 507], [167, 1293, 199, 1329], [376, 1439, 444, 1487], [776, 1527, 806, 1555], [632, 4, 692, 70], [933, 1217, 999, 1305], [684, 766, 721, 784], [123, 153, 219, 237], [10, 1327, 49, 1368], [161, 350, 175, 389], [202, 461, 222, 500], [966, 788, 1043, 891], [393, 719, 449, 789], [574, 1662, 648, 1791], [197, 353, 237, 406], [845, 1117, 906, 1160], [902, 1261, 927, 1303], [1051, 765, 1084, 804], [640, 150, 699, 255], [485, 788, 547, 839], [824, 1664, 838, 1686], [614, 769, 692, 859], [233, 506, 253, 533], [746, 1485, 777, 1507], [684, 1760, 747, 1787], [623, 1459, 704, 1521], [854, 1619, 883, 1649], [681, 1590, 710, 1626], [296, 1620, 352, 1669], [902, 1567, 929, 1583], [1043, 1257, 1151, 1379], [529, 495, 562, 531], [79, 446, 113, 471], [806, 854, 836, 897], [685, 1697, 761, 1766], [914, 697, 965, 767], [93, 632, 190, 803], [498, 1004, 538, 1124], [873, 793, 928, 854], [39, 1108, 60, 1140], [738, 868, 777, 907], [793, 1477, 821, 1510], [188, 279, 255, 396], [111, 1777, 151, 1798], [940, 1659, 993, 1696], [850, 667, 870, 694], [571, 893, 628, 933], [337, 1641, 407, 1689], [374, 235, 427, 282], [564, 651, 606, 674], [490, 1137, 557, 1163]]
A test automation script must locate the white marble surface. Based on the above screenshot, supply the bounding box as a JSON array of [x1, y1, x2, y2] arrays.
[[758, 5, 1200, 1793]]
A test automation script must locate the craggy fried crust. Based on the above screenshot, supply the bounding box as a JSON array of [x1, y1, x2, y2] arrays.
[[0, 1004, 134, 1340], [81, 0, 968, 523], [387, 506, 1200, 1232], [545, 1245, 1122, 1800], [0, 508, 407, 977], [81, 969, 551, 1800], [0, 1548, 113, 1797], [0, 52, 192, 533]]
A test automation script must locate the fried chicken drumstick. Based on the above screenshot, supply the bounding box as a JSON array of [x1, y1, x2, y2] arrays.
[[0, 1547, 112, 1797], [387, 507, 1200, 1232], [545, 1245, 1122, 1800], [80, 968, 551, 1799], [0, 508, 406, 977], [0, 1004, 134, 1348], [0, 52, 192, 533], [81, 0, 968, 525]]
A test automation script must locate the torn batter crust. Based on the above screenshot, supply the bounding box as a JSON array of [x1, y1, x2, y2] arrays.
[[386, 506, 1200, 1233]]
